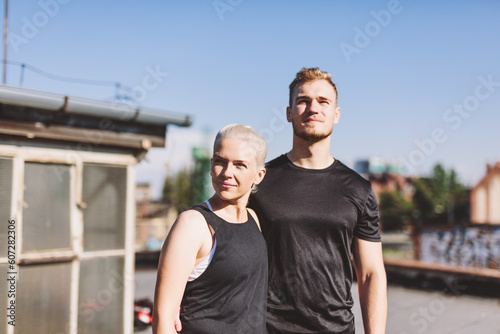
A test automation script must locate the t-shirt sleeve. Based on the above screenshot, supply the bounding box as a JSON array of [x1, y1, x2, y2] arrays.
[[354, 186, 381, 242]]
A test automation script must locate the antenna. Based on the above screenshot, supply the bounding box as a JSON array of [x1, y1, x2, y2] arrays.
[[3, 0, 8, 84]]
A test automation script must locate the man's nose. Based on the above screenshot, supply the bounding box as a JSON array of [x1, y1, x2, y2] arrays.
[[307, 100, 321, 113]]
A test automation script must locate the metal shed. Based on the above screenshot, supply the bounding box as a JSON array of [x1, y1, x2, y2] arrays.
[[0, 85, 192, 334]]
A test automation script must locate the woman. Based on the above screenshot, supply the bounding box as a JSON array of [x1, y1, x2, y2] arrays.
[[153, 124, 268, 334]]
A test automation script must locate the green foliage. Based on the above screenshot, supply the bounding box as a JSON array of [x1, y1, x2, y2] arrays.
[[176, 169, 194, 211], [191, 148, 212, 204], [379, 191, 414, 231], [377, 164, 469, 230], [412, 164, 469, 226], [161, 174, 175, 200], [161, 148, 212, 212], [162, 168, 195, 212]]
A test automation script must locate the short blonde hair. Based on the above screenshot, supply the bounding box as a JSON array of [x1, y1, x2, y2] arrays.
[[213, 124, 267, 168], [289, 67, 338, 107]]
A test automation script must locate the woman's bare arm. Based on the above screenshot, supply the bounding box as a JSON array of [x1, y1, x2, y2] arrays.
[[153, 210, 210, 334]]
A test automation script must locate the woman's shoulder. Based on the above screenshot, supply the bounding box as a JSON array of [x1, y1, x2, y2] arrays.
[[247, 207, 257, 219], [174, 208, 208, 232], [247, 208, 262, 231]]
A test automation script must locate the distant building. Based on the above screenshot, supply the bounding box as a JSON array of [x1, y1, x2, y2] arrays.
[[369, 173, 415, 201], [354, 157, 405, 177], [355, 157, 413, 200], [136, 183, 153, 203], [135, 183, 178, 252], [0, 86, 191, 333], [471, 162, 500, 225]]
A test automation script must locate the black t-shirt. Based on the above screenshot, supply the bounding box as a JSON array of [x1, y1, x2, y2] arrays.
[[248, 154, 381, 334]]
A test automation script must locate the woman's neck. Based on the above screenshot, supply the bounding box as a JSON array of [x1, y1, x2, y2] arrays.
[[208, 194, 249, 223]]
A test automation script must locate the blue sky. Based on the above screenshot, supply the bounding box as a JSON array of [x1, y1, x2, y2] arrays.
[[5, 0, 500, 197]]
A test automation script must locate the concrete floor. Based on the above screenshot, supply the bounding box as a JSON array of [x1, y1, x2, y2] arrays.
[[136, 269, 500, 333]]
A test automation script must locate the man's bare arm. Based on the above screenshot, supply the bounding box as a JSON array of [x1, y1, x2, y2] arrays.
[[352, 237, 387, 334]]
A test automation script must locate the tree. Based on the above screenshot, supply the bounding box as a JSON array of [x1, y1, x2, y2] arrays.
[[175, 168, 194, 211], [161, 149, 213, 213], [191, 147, 212, 204], [379, 190, 414, 231], [162, 168, 195, 212], [161, 174, 175, 201], [412, 164, 469, 226]]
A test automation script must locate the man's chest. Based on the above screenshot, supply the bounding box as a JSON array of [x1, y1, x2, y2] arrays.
[[257, 172, 362, 236]]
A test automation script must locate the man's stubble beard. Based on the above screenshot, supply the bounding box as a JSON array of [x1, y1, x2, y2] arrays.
[[292, 121, 332, 143]]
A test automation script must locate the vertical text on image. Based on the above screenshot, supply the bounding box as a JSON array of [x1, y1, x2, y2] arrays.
[[7, 219, 17, 326]]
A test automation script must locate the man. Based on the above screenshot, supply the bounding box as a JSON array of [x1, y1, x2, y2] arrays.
[[249, 67, 387, 333]]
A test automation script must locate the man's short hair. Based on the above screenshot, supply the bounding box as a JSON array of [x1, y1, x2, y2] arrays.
[[288, 67, 338, 107]]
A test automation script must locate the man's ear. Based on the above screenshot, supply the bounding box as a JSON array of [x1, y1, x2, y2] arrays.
[[286, 107, 292, 122], [333, 107, 341, 124]]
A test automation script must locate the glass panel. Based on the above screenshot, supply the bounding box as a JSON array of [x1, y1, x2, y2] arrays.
[[16, 262, 72, 333], [78, 256, 125, 334], [82, 164, 127, 251], [23, 162, 71, 252], [0, 158, 13, 256], [0, 264, 8, 331]]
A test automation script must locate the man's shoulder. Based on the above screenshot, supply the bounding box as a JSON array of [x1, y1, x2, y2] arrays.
[[265, 154, 289, 170], [254, 154, 289, 191], [334, 159, 372, 190]]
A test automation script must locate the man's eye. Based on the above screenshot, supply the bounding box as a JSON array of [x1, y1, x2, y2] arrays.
[[320, 100, 329, 104], [236, 163, 247, 168]]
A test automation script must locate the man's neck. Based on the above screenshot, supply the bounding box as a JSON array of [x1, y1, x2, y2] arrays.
[[287, 136, 334, 169]]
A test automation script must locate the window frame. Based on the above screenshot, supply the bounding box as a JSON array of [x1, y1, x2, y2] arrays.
[[0, 144, 136, 334]]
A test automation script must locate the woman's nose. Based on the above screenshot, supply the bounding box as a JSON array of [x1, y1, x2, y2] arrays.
[[222, 164, 234, 177]]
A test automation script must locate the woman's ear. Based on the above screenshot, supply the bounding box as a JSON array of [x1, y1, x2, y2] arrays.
[[253, 167, 266, 186]]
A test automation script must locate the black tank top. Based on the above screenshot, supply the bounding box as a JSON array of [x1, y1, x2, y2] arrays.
[[179, 205, 268, 334]]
